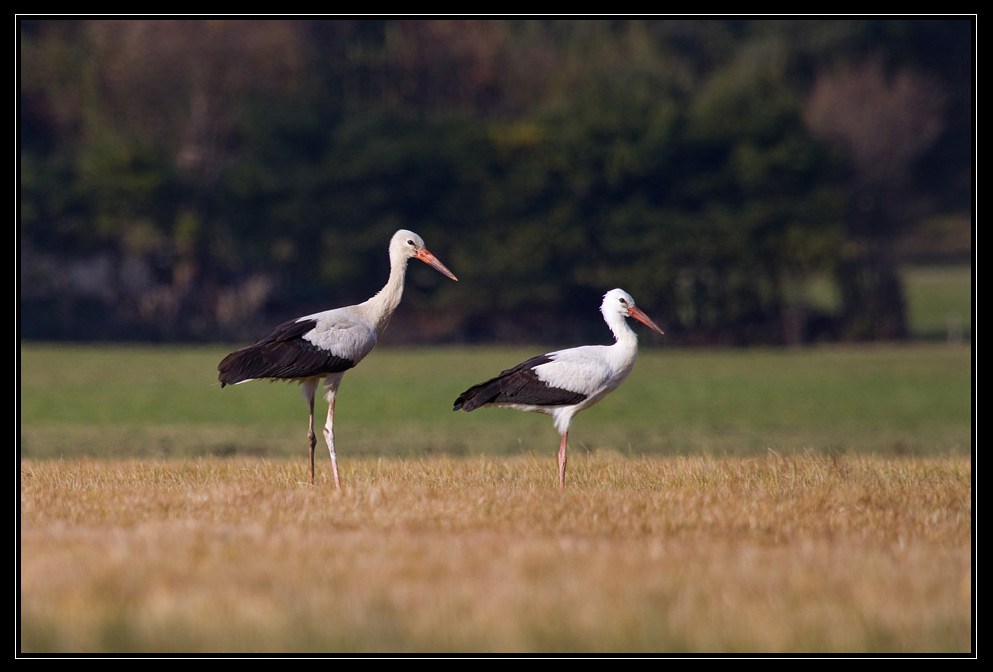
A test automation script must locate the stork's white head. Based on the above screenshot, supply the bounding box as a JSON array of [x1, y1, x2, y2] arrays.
[[601, 288, 664, 335], [390, 229, 458, 281]]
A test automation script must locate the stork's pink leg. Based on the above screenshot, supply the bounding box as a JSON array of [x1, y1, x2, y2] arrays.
[[323, 399, 341, 489], [558, 432, 568, 488], [307, 390, 317, 486]]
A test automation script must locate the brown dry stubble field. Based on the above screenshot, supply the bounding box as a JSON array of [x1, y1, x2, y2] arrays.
[[19, 452, 972, 655]]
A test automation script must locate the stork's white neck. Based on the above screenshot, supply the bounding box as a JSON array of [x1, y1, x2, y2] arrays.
[[600, 308, 641, 378], [605, 308, 639, 347], [360, 250, 409, 335]]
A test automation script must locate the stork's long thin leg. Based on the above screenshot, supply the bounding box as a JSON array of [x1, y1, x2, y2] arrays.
[[304, 382, 318, 485], [558, 432, 568, 489], [300, 378, 321, 485], [323, 398, 341, 489]]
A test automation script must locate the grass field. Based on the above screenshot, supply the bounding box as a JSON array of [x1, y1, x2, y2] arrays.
[[18, 340, 973, 654], [20, 342, 972, 461], [21, 453, 971, 654]]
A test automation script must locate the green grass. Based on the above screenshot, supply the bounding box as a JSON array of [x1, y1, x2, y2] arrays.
[[903, 264, 973, 342], [19, 342, 972, 462]]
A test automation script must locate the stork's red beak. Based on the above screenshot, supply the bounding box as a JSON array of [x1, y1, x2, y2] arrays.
[[627, 305, 664, 335], [416, 248, 458, 282]]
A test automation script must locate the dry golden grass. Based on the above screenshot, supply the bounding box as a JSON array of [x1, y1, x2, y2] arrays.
[[19, 453, 972, 654]]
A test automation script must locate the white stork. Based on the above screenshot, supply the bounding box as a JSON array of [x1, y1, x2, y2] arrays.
[[218, 229, 458, 487], [453, 288, 663, 488]]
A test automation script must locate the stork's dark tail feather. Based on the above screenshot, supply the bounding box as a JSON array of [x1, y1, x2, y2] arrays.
[[452, 376, 493, 412], [217, 346, 263, 387]]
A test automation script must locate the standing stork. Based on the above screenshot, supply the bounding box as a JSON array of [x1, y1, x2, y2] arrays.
[[218, 229, 458, 487], [453, 288, 663, 488]]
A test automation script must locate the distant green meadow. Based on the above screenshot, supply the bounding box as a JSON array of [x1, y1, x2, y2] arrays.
[[19, 341, 972, 463], [20, 263, 972, 464], [903, 264, 973, 342]]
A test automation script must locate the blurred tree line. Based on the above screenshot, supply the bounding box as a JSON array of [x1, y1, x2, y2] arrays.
[[19, 18, 973, 345]]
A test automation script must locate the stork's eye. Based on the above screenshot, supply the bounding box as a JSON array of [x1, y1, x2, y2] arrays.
[[619, 297, 628, 305], [407, 239, 416, 247]]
